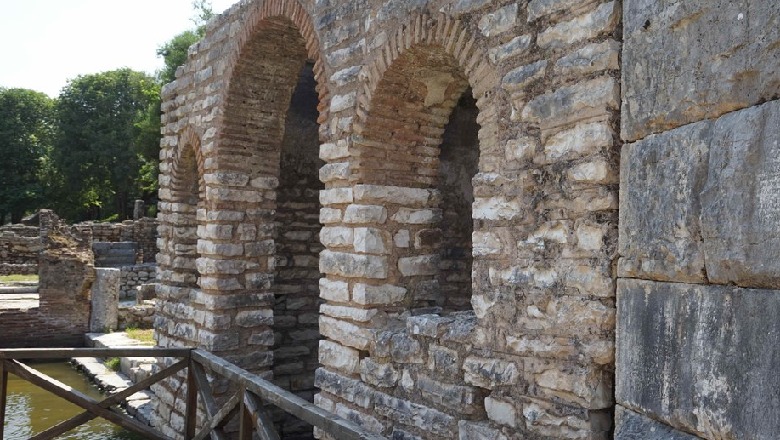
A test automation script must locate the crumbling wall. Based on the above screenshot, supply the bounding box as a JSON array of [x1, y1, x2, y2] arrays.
[[614, 1, 780, 438], [0, 210, 95, 347], [0, 224, 42, 275], [154, 0, 621, 439]]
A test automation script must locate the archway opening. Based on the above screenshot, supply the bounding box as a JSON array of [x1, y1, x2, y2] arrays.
[[356, 45, 480, 313]]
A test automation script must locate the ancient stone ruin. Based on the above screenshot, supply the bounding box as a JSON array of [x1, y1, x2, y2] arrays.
[[149, 0, 777, 438]]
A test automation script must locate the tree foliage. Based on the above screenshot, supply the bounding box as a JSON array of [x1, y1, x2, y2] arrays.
[[0, 88, 55, 223], [157, 0, 214, 84], [50, 69, 160, 221]]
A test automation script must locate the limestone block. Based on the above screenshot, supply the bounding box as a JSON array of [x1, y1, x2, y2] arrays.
[[398, 254, 439, 277], [699, 101, 780, 288], [90, 268, 120, 332], [472, 197, 522, 221], [319, 278, 349, 302], [504, 136, 537, 163], [320, 304, 377, 323], [389, 333, 422, 364], [478, 3, 517, 37], [319, 340, 360, 375], [319, 208, 342, 224], [335, 403, 385, 434], [360, 357, 399, 387], [319, 188, 353, 206], [353, 228, 389, 254], [502, 60, 547, 91], [522, 76, 619, 130], [617, 279, 780, 438], [472, 231, 502, 256], [614, 406, 698, 440], [319, 250, 388, 279], [352, 283, 407, 305], [330, 92, 356, 113], [320, 226, 354, 247], [488, 34, 532, 64], [319, 141, 349, 161], [542, 121, 614, 163], [374, 391, 455, 437], [315, 368, 374, 408], [320, 316, 373, 350], [417, 373, 482, 414], [527, 0, 599, 21], [537, 2, 620, 49], [555, 40, 620, 77], [393, 230, 410, 248], [618, 121, 710, 283], [485, 396, 517, 428], [622, 0, 780, 140], [463, 357, 519, 389], [319, 162, 350, 182], [202, 172, 249, 187], [391, 208, 442, 225], [235, 309, 273, 327], [457, 421, 508, 440], [353, 185, 438, 207], [343, 204, 387, 224]]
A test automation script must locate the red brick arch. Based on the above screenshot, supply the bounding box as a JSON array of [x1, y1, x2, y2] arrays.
[[355, 12, 498, 137]]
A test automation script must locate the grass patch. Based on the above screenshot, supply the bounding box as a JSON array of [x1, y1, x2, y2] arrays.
[[105, 357, 121, 372], [0, 274, 38, 283], [126, 328, 155, 345]]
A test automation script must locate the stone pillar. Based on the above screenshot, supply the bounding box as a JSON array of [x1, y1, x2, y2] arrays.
[[133, 200, 145, 220], [90, 267, 120, 332]]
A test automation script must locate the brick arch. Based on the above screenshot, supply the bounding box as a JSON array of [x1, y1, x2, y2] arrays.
[[354, 12, 497, 143], [218, 0, 330, 150], [337, 13, 497, 312], [167, 128, 204, 290]]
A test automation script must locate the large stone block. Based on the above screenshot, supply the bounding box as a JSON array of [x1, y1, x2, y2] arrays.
[[699, 101, 780, 288], [616, 279, 780, 438], [620, 101, 780, 288], [622, 0, 780, 140], [614, 406, 699, 440], [618, 120, 710, 283]]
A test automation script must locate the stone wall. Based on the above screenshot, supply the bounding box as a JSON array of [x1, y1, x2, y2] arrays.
[[615, 0, 780, 438], [0, 224, 42, 275], [119, 263, 157, 300], [78, 217, 159, 263], [0, 211, 95, 347], [154, 0, 621, 438]]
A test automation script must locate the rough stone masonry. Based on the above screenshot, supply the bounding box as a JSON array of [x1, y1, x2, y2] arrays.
[[152, 0, 779, 439]]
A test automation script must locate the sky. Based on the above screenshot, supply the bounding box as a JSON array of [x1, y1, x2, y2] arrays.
[[0, 0, 238, 97]]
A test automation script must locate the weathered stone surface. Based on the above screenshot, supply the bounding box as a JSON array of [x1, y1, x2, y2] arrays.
[[622, 0, 780, 141], [360, 357, 400, 387], [620, 100, 780, 288], [488, 34, 532, 64], [90, 268, 120, 332], [320, 316, 373, 350], [463, 357, 520, 389], [614, 406, 699, 440], [617, 279, 780, 438], [398, 254, 439, 277], [319, 250, 388, 279], [319, 340, 360, 374], [555, 40, 620, 77], [522, 76, 619, 130], [458, 420, 508, 440], [699, 101, 780, 288], [484, 396, 517, 428], [352, 283, 407, 305], [478, 3, 517, 37], [618, 120, 711, 283], [537, 2, 620, 49], [319, 278, 349, 302], [344, 204, 388, 224]]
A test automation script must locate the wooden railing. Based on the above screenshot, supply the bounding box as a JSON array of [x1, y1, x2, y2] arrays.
[[0, 347, 385, 440]]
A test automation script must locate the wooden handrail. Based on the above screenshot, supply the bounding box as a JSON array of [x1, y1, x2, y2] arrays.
[[0, 347, 387, 440]]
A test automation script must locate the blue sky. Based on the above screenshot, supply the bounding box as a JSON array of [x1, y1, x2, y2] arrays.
[[0, 0, 237, 97]]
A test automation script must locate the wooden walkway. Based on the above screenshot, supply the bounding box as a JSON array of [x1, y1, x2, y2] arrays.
[[0, 347, 386, 440]]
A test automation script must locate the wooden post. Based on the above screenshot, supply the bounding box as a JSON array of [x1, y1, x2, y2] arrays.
[[0, 360, 8, 439], [238, 386, 252, 440], [184, 358, 198, 440]]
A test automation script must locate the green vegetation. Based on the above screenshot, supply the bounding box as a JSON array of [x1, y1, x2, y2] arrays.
[[0, 1, 215, 224], [0, 274, 39, 283], [105, 357, 121, 372], [0, 88, 55, 224], [125, 327, 155, 345]]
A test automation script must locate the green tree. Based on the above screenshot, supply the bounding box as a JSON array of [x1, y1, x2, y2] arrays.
[[52, 69, 160, 221], [0, 88, 55, 224], [157, 0, 215, 84]]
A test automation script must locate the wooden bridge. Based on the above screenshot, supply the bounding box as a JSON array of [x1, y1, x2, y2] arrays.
[[0, 347, 385, 440]]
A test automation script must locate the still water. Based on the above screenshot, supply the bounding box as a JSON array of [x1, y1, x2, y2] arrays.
[[3, 362, 144, 440]]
